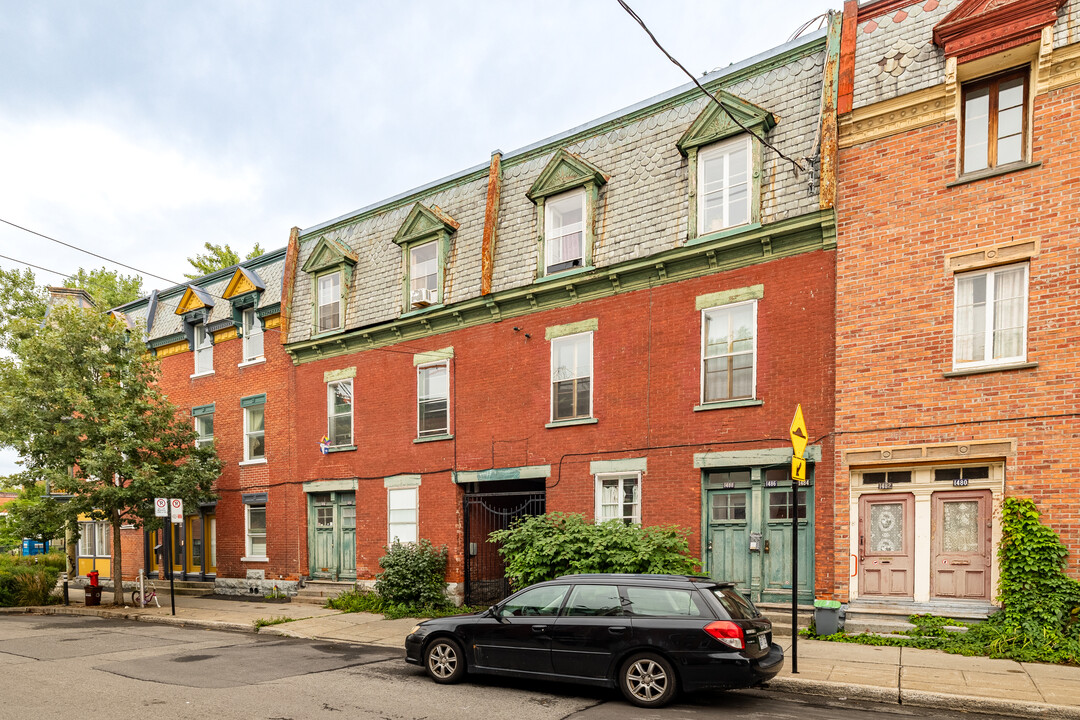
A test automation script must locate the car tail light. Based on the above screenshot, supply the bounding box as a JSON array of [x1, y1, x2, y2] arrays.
[[703, 620, 745, 649]]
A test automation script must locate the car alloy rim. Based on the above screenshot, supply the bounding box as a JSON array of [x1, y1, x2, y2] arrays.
[[429, 643, 457, 678], [626, 659, 668, 701]]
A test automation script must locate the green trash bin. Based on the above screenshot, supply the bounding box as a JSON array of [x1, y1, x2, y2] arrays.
[[814, 599, 842, 635]]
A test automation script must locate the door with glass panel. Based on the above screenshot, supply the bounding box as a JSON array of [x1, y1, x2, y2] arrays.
[[309, 491, 356, 581], [705, 487, 751, 593], [932, 490, 991, 600], [762, 485, 812, 603], [858, 493, 915, 597]]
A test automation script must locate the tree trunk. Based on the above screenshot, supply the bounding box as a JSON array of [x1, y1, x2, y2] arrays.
[[111, 510, 124, 606]]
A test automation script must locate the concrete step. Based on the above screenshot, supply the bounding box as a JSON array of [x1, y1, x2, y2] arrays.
[[757, 603, 813, 637], [843, 599, 993, 635], [294, 581, 357, 605]]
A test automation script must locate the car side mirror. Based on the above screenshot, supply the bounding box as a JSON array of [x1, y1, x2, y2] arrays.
[[488, 605, 505, 622]]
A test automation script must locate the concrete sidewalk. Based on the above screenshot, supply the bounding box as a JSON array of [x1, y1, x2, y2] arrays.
[[4, 588, 1079, 719]]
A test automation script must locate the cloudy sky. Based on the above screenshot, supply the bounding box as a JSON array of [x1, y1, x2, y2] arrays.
[[0, 1, 836, 475]]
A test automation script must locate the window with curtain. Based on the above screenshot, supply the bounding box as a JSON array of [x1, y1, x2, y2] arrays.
[[596, 473, 640, 524], [702, 300, 756, 403], [953, 263, 1028, 369], [194, 323, 213, 374], [246, 505, 266, 558], [242, 308, 264, 361], [244, 402, 266, 461], [327, 379, 353, 446], [699, 135, 751, 234], [317, 271, 342, 332], [78, 522, 111, 557], [417, 362, 449, 437], [551, 332, 592, 421], [544, 189, 585, 274]]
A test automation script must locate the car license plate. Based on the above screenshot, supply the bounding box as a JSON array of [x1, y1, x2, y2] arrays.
[[758, 635, 768, 650]]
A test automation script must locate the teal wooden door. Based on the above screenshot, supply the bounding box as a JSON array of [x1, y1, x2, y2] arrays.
[[706, 489, 752, 593], [337, 494, 356, 580], [762, 487, 813, 603], [311, 494, 336, 579], [309, 491, 356, 580]]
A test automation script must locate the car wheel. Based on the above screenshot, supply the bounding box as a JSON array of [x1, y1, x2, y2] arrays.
[[424, 637, 465, 684], [619, 652, 677, 708]]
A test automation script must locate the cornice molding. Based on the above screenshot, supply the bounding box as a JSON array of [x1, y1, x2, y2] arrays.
[[1047, 37, 1080, 91], [839, 84, 949, 148], [933, 0, 1065, 65]]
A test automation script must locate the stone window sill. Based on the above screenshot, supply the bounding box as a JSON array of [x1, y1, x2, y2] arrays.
[[946, 160, 1041, 188], [326, 444, 356, 453], [239, 458, 268, 466], [240, 557, 269, 563], [414, 434, 453, 444], [238, 358, 266, 368], [943, 361, 1038, 378], [190, 371, 215, 379], [546, 417, 599, 429], [694, 398, 763, 412]]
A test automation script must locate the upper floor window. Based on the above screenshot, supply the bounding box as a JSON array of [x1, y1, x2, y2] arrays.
[[551, 331, 592, 422], [595, 473, 640, 525], [242, 309, 264, 362], [953, 263, 1028, 369], [327, 379, 353, 447], [701, 300, 756, 403], [242, 395, 266, 462], [699, 136, 751, 234], [409, 241, 439, 307], [417, 362, 449, 438], [962, 69, 1028, 175], [194, 413, 214, 449], [317, 272, 342, 332], [193, 323, 213, 375], [544, 189, 585, 274]]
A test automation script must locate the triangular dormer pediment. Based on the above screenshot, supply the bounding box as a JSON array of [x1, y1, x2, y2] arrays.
[[527, 149, 609, 203], [301, 236, 358, 274], [174, 285, 215, 316], [392, 203, 460, 247], [677, 91, 776, 156], [222, 266, 266, 300], [933, 0, 1065, 64]]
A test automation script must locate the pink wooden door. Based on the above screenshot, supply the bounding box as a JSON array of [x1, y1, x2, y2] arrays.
[[932, 490, 992, 601], [858, 493, 915, 597]]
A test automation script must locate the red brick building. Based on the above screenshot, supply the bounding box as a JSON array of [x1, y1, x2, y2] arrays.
[[834, 0, 1080, 621]]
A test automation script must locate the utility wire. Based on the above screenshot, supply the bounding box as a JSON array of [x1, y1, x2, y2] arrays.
[[0, 217, 179, 286], [0, 252, 72, 280], [615, 0, 808, 174]]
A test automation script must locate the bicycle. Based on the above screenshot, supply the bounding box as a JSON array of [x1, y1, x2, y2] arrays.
[[131, 580, 160, 608]]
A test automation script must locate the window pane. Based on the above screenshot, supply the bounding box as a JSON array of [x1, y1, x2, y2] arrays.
[[318, 273, 341, 331], [998, 76, 1025, 110], [389, 488, 417, 510], [869, 503, 903, 552], [248, 431, 265, 460], [329, 414, 352, 446], [331, 381, 353, 415], [419, 399, 448, 436], [546, 192, 585, 270], [564, 584, 622, 616], [250, 537, 266, 557], [247, 407, 265, 433], [943, 501, 980, 553], [410, 242, 438, 293], [625, 586, 704, 617], [963, 86, 990, 173], [502, 585, 568, 617], [248, 507, 266, 532]]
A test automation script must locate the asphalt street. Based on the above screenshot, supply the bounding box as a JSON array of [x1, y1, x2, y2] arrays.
[[0, 615, 1025, 720]]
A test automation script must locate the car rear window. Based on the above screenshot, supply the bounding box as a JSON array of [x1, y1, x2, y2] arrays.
[[711, 586, 758, 620], [624, 585, 706, 617]]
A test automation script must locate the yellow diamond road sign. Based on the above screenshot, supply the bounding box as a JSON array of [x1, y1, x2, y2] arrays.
[[790, 404, 808, 459], [792, 456, 806, 481]]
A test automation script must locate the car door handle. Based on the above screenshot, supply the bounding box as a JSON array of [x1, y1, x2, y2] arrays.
[[608, 626, 627, 635], [531, 625, 547, 633]]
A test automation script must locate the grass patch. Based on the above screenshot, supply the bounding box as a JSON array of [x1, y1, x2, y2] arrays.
[[253, 616, 296, 630], [325, 587, 483, 620]]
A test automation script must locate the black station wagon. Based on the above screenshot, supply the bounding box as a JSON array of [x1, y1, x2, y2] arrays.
[[405, 573, 783, 707]]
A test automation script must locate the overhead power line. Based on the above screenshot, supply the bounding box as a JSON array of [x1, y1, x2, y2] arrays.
[[614, 0, 808, 174], [0, 252, 71, 280]]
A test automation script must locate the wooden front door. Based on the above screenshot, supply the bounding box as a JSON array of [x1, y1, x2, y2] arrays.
[[859, 493, 915, 598], [762, 486, 812, 601], [309, 491, 357, 581], [706, 488, 751, 592], [932, 490, 992, 600]]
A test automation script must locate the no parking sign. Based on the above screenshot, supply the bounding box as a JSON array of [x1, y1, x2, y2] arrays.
[[154, 498, 168, 518], [169, 498, 184, 524]]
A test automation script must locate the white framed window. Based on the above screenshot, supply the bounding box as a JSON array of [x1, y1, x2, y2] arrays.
[[195, 414, 214, 448], [544, 189, 585, 274], [409, 241, 439, 307], [953, 263, 1028, 369], [244, 400, 266, 461], [242, 308, 264, 362], [327, 379, 353, 447], [595, 473, 641, 525], [193, 323, 213, 375], [551, 331, 592, 422], [417, 362, 449, 437], [78, 521, 111, 557], [245, 505, 267, 558], [701, 300, 756, 403], [388, 486, 418, 544], [317, 271, 342, 332], [698, 135, 751, 234]]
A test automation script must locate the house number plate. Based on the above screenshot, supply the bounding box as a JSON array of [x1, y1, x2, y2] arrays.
[[953, 479, 969, 487]]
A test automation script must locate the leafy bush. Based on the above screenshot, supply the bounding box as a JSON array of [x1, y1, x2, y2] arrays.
[[489, 512, 700, 589], [0, 555, 61, 607], [326, 585, 479, 620], [375, 539, 451, 609], [807, 498, 1080, 665]]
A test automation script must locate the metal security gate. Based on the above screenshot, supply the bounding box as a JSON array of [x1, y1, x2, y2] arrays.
[[463, 488, 545, 606]]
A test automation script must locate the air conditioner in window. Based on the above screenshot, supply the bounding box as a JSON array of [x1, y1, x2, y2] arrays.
[[410, 287, 436, 308]]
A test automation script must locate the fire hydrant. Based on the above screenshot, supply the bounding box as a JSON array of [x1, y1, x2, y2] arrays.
[[85, 571, 102, 606], [88, 571, 99, 587]]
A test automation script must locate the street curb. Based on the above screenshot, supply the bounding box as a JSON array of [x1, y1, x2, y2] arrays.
[[0, 605, 258, 635], [769, 676, 1080, 720]]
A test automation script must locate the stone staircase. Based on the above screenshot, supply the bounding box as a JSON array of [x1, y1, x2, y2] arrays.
[[293, 580, 358, 606], [842, 599, 995, 635], [757, 602, 814, 637]]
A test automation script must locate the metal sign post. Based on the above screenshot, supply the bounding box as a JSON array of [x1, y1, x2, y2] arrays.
[[168, 498, 183, 616], [789, 404, 808, 675]]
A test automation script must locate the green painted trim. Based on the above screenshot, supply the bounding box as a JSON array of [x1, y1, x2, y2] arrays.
[[590, 458, 647, 474], [384, 474, 422, 488], [301, 236, 357, 274], [192, 403, 215, 417], [413, 347, 454, 366], [324, 367, 357, 383], [286, 208, 836, 366], [545, 417, 599, 429], [326, 445, 356, 453], [399, 302, 446, 319], [694, 398, 764, 412], [240, 394, 266, 408], [696, 284, 764, 310], [694, 445, 821, 468], [413, 434, 453, 444], [147, 332, 187, 349], [526, 148, 609, 202], [256, 302, 281, 319], [303, 478, 358, 493], [534, 265, 595, 285], [392, 203, 458, 246], [676, 91, 776, 155], [686, 222, 763, 248], [453, 464, 552, 484], [545, 318, 598, 341]]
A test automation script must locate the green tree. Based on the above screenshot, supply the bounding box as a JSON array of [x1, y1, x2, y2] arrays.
[[62, 267, 143, 310], [0, 482, 68, 549], [0, 305, 220, 605], [0, 267, 48, 350], [185, 242, 265, 279]]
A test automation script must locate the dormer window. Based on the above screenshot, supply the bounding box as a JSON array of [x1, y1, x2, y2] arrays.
[[317, 271, 342, 331], [242, 308, 264, 361], [409, 241, 438, 307], [393, 203, 458, 312], [699, 135, 751, 234], [544, 189, 585, 274], [222, 264, 268, 364], [194, 323, 213, 374]]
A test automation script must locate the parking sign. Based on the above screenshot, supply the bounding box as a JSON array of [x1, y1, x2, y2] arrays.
[[170, 498, 183, 524], [154, 498, 168, 518]]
